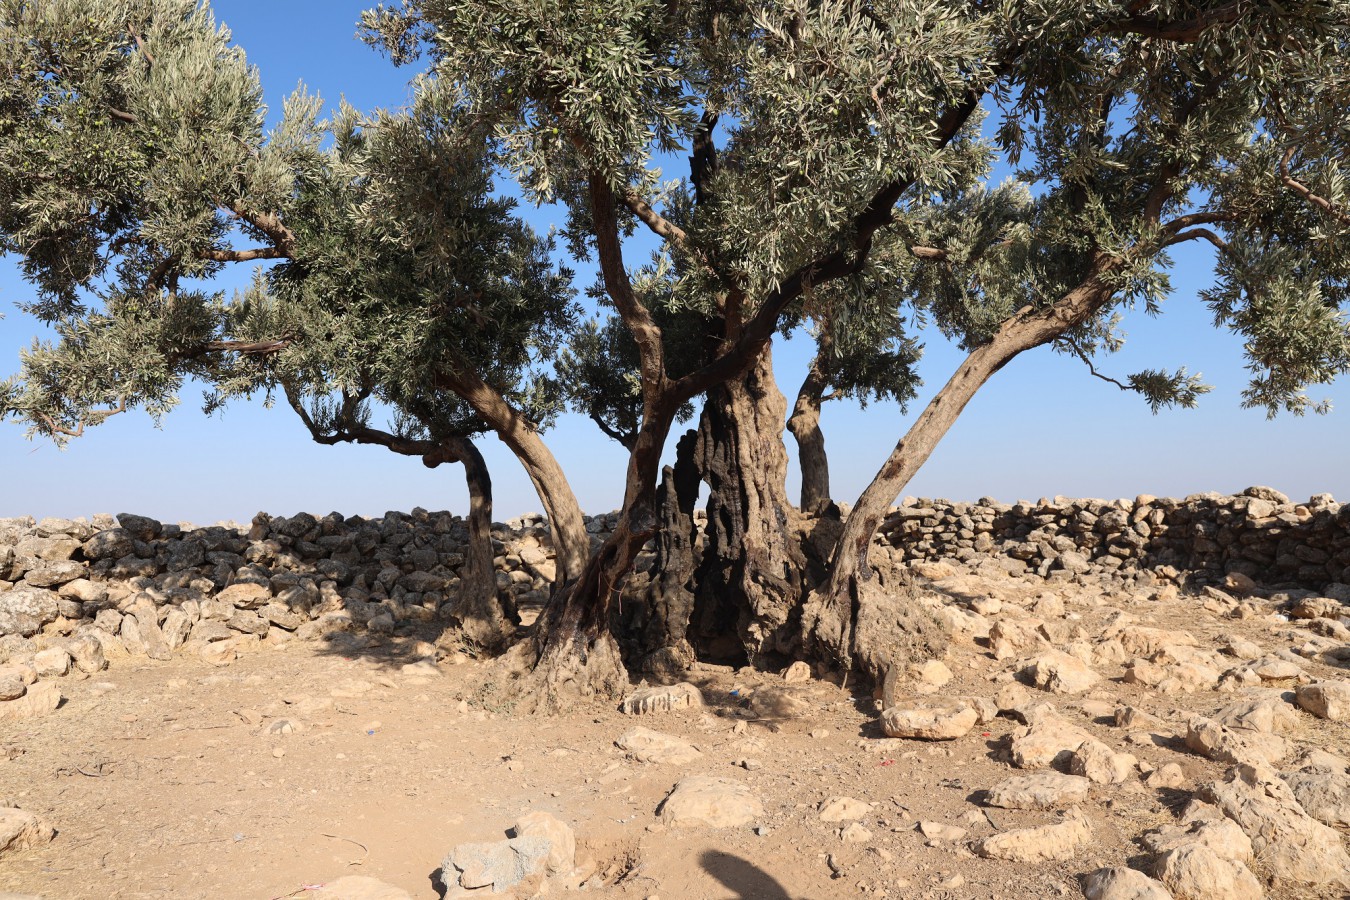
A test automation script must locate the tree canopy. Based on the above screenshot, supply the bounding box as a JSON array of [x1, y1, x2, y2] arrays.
[[3, 0, 1348, 706]]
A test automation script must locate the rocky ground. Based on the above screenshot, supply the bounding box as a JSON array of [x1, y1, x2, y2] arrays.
[[2, 558, 1349, 900]]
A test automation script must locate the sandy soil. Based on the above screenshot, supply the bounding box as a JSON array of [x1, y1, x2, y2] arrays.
[[1, 571, 1347, 900]]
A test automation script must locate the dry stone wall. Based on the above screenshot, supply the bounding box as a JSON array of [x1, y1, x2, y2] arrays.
[[878, 486, 1349, 589], [1, 486, 1347, 688]]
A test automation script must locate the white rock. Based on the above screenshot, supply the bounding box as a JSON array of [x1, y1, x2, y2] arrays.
[[0, 682, 60, 722], [1081, 866, 1175, 900], [510, 811, 575, 876], [615, 727, 702, 765], [1200, 763, 1350, 888], [1153, 844, 1263, 900], [1294, 681, 1350, 721], [782, 661, 812, 683], [1070, 739, 1138, 785], [1007, 714, 1093, 768], [32, 648, 70, 678], [0, 808, 55, 858], [974, 808, 1093, 862], [659, 776, 763, 828], [986, 773, 1091, 810], [1184, 718, 1287, 767], [880, 704, 977, 740], [622, 683, 703, 715], [1026, 650, 1100, 694], [818, 796, 872, 823]]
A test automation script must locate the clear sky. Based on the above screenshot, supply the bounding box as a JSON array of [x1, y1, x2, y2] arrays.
[[1, 2, 1347, 525]]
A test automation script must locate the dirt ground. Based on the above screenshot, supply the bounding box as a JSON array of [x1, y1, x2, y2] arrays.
[[2, 570, 1348, 900]]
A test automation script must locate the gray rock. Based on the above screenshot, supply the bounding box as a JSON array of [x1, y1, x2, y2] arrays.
[[0, 588, 59, 637], [115, 513, 162, 541], [442, 836, 551, 892], [81, 528, 137, 561], [615, 727, 702, 765], [986, 773, 1092, 810], [21, 560, 85, 588]]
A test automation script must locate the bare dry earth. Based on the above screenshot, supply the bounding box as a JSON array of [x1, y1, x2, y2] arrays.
[[2, 564, 1348, 900]]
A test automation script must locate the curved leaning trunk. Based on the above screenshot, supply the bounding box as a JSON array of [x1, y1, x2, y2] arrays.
[[691, 347, 805, 668], [802, 270, 1117, 686], [427, 436, 509, 649], [787, 347, 832, 515], [439, 366, 590, 586]]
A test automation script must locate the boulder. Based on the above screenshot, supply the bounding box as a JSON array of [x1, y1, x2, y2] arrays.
[[1294, 681, 1350, 721], [1007, 714, 1093, 768], [985, 773, 1091, 810], [1152, 845, 1262, 900], [974, 808, 1093, 862], [880, 703, 978, 740], [1081, 866, 1174, 900], [614, 727, 702, 765], [1199, 763, 1350, 888], [621, 682, 703, 715], [1026, 650, 1100, 694], [658, 776, 763, 828], [0, 808, 55, 858], [0, 588, 58, 637]]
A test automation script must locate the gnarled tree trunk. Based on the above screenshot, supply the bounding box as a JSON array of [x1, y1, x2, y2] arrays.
[[635, 429, 701, 679], [690, 347, 805, 668]]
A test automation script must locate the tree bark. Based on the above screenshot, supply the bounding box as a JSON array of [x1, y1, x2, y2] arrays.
[[802, 264, 1117, 686], [437, 365, 590, 585], [425, 436, 510, 649], [787, 340, 833, 515], [635, 429, 701, 679], [690, 347, 806, 668]]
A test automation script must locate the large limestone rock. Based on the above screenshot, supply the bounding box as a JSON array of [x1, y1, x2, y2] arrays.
[[1141, 817, 1253, 863], [817, 796, 873, 823], [974, 808, 1093, 862], [1081, 866, 1174, 900], [985, 773, 1091, 810], [614, 727, 702, 765], [1026, 650, 1100, 694], [658, 776, 763, 828], [509, 812, 575, 877], [1153, 845, 1262, 900], [0, 589, 58, 637], [621, 682, 703, 715], [880, 703, 978, 740], [1281, 751, 1350, 828], [0, 682, 61, 722], [1184, 718, 1287, 767], [0, 808, 55, 858], [1070, 739, 1138, 784], [1294, 681, 1350, 721], [1199, 763, 1350, 889], [1007, 714, 1093, 768]]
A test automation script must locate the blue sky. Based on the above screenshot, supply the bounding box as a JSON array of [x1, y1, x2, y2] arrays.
[[1, 2, 1347, 525]]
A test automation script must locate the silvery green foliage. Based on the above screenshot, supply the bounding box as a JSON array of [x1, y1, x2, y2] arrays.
[[0, 0, 574, 447], [3, 0, 1350, 458], [364, 0, 1349, 422]]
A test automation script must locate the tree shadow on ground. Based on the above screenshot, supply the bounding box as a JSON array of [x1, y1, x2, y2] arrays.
[[700, 850, 794, 900]]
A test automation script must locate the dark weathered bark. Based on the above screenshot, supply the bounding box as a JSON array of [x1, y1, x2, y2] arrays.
[[690, 348, 806, 668], [636, 430, 701, 679], [787, 341, 832, 515], [802, 260, 1119, 685], [425, 436, 509, 649]]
